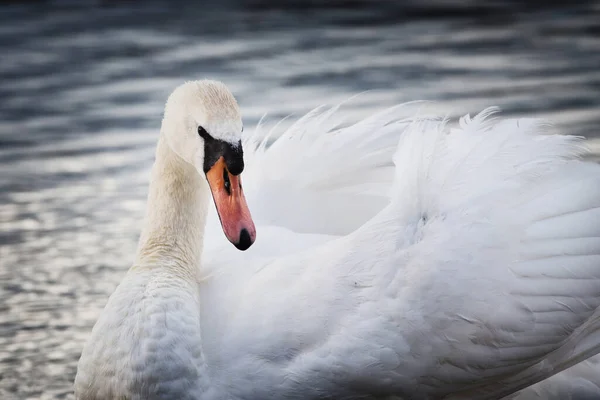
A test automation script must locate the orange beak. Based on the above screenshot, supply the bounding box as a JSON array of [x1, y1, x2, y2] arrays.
[[205, 156, 256, 250]]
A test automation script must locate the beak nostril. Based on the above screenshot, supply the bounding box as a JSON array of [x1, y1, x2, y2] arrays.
[[223, 167, 231, 195]]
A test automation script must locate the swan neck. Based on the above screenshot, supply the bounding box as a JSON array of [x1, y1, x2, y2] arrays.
[[135, 134, 209, 275]]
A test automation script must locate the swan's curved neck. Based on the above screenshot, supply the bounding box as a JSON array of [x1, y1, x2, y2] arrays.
[[75, 133, 216, 399], [135, 134, 209, 277]]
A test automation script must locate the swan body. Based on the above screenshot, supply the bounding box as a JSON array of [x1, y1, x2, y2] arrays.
[[75, 81, 600, 399]]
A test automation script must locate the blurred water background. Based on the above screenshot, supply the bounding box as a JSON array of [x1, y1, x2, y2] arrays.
[[1, 1, 599, 398]]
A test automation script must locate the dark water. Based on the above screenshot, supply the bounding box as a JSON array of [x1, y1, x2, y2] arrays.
[[1, 2, 599, 399]]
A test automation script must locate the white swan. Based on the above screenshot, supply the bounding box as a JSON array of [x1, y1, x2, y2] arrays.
[[75, 80, 600, 400]]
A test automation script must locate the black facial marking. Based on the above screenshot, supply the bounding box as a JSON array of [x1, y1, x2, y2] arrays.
[[223, 143, 244, 175], [200, 126, 244, 175], [198, 126, 210, 140]]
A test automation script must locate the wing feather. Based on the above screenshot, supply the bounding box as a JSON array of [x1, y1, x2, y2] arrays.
[[202, 106, 600, 399], [239, 102, 428, 235], [389, 111, 600, 398]]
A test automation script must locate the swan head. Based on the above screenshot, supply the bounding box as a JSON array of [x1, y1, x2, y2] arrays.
[[163, 80, 256, 250]]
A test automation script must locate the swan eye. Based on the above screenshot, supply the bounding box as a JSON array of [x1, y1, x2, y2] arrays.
[[198, 126, 210, 140]]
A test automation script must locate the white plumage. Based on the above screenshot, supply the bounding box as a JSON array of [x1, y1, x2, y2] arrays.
[[75, 81, 600, 400]]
